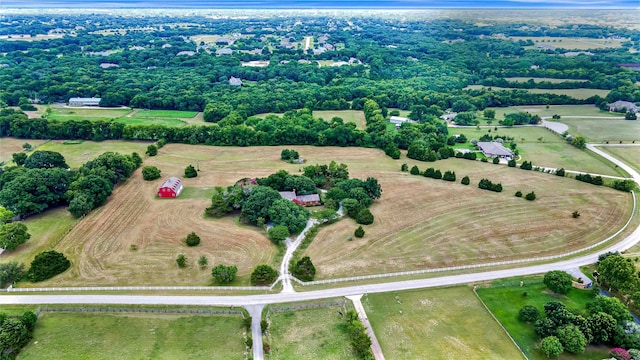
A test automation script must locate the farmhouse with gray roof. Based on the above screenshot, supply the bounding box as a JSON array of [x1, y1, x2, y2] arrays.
[[477, 142, 514, 159], [68, 97, 101, 107], [609, 100, 639, 113], [229, 76, 243, 86]]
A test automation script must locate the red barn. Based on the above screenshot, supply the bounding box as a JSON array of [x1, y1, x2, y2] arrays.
[[157, 177, 184, 198]]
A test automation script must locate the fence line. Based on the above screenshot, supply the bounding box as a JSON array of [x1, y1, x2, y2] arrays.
[[266, 300, 346, 317], [34, 307, 243, 316], [7, 285, 270, 293]]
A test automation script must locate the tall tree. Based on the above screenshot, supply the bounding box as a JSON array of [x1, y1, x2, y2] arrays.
[[23, 151, 68, 169], [0, 222, 30, 251]]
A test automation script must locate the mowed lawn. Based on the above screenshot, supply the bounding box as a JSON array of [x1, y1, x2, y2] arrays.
[[562, 118, 640, 142], [452, 126, 626, 176], [480, 104, 610, 120], [19, 313, 245, 360], [304, 153, 631, 279], [0, 138, 48, 163], [267, 304, 355, 360], [313, 110, 367, 129], [46, 106, 201, 127], [477, 277, 610, 360], [363, 287, 524, 359], [30, 140, 152, 167], [600, 146, 640, 174], [464, 85, 609, 100]]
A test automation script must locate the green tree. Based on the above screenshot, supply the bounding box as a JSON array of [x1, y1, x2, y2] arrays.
[[211, 264, 238, 284], [571, 136, 586, 149], [0, 261, 25, 288], [205, 188, 232, 218], [241, 186, 282, 225], [24, 150, 68, 169], [483, 109, 496, 120], [20, 311, 37, 332], [519, 305, 541, 323], [27, 250, 70, 282], [556, 168, 566, 177], [508, 159, 516, 167], [401, 163, 408, 172], [146, 144, 158, 156], [355, 208, 374, 225], [625, 111, 637, 120], [525, 191, 536, 201], [250, 265, 278, 286], [598, 255, 639, 295], [184, 232, 201, 247], [544, 270, 573, 295], [0, 222, 30, 251], [557, 325, 586, 354], [0, 207, 15, 224], [267, 198, 310, 234], [461, 176, 470, 185], [176, 254, 187, 268], [291, 256, 316, 281], [540, 336, 564, 357], [12, 153, 27, 166], [198, 255, 208, 269], [354, 226, 365, 238], [588, 312, 617, 344], [587, 296, 632, 324], [67, 193, 94, 218], [0, 318, 30, 357], [67, 174, 114, 208], [268, 225, 290, 244], [130, 152, 143, 167], [515, 190, 523, 197], [184, 164, 198, 178], [141, 166, 161, 181], [492, 157, 500, 164]]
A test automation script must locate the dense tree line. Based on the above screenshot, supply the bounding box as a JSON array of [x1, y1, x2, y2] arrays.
[[0, 310, 38, 359]]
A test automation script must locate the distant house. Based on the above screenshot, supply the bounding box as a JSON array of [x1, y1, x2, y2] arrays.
[[477, 142, 514, 159], [563, 51, 593, 57], [99, 62, 119, 69], [279, 190, 321, 207], [216, 48, 233, 56], [389, 116, 414, 125], [229, 76, 243, 86], [68, 97, 101, 107], [157, 177, 184, 198], [609, 100, 639, 113], [440, 113, 458, 121], [176, 51, 195, 56]]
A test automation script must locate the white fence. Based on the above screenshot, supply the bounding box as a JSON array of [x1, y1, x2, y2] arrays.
[[7, 285, 271, 293]]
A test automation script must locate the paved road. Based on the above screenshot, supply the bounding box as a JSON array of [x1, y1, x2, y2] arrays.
[[280, 219, 316, 293], [246, 305, 265, 360], [346, 295, 385, 360]]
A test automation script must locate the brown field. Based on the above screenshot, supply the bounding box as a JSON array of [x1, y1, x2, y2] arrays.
[[304, 156, 632, 279], [0, 138, 48, 163], [23, 145, 632, 286]]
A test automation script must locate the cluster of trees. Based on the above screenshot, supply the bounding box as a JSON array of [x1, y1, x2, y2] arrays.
[[302, 161, 349, 188], [184, 164, 198, 178], [250, 264, 278, 286], [290, 256, 316, 281], [515, 190, 537, 201], [575, 173, 605, 186], [323, 177, 382, 225], [520, 161, 533, 170], [0, 310, 38, 358], [596, 253, 640, 310], [344, 310, 374, 359], [478, 178, 503, 192], [27, 250, 71, 282], [405, 164, 457, 182], [211, 264, 238, 284], [0, 207, 30, 252], [454, 151, 477, 161], [498, 112, 542, 127], [280, 149, 300, 162]]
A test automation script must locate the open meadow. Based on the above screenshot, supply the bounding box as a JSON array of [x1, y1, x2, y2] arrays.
[[480, 104, 610, 120], [363, 286, 525, 359], [464, 85, 610, 100], [267, 301, 355, 360], [7, 144, 632, 286], [451, 126, 627, 176], [29, 140, 152, 167], [254, 109, 367, 129], [562, 118, 640, 142], [477, 277, 610, 360], [0, 138, 47, 163], [19, 312, 245, 360], [504, 77, 588, 83], [304, 154, 632, 279], [43, 106, 203, 127], [600, 146, 640, 174]]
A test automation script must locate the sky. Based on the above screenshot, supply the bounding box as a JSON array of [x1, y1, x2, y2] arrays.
[[1, 0, 639, 8]]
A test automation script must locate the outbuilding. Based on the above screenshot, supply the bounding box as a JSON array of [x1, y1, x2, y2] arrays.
[[68, 97, 101, 107], [158, 177, 184, 198]]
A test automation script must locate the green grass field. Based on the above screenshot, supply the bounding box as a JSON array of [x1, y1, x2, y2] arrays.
[[48, 107, 132, 122], [267, 303, 355, 360], [562, 118, 640, 142], [476, 277, 610, 360], [509, 36, 626, 50], [600, 146, 640, 174], [1, 207, 78, 266], [504, 77, 588, 83], [451, 127, 625, 176], [312, 110, 367, 129], [464, 85, 610, 100], [19, 312, 245, 360], [363, 286, 525, 359], [46, 107, 201, 127], [480, 105, 611, 121], [134, 110, 197, 118], [114, 117, 187, 127], [30, 140, 152, 168]]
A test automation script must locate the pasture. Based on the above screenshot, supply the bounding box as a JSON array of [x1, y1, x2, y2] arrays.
[[304, 155, 632, 279], [10, 145, 632, 286], [464, 85, 610, 100], [562, 118, 640, 142], [267, 302, 355, 360], [509, 36, 626, 50], [600, 146, 640, 174], [19, 312, 245, 360], [45, 106, 202, 127], [313, 110, 367, 129], [30, 140, 152, 168], [477, 277, 610, 360], [480, 104, 610, 120], [364, 287, 525, 359], [0, 138, 47, 163], [504, 77, 587, 83], [452, 126, 627, 176]]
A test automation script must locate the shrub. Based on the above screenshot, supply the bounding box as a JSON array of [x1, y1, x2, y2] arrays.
[[478, 178, 502, 192], [556, 168, 565, 177], [27, 250, 70, 282], [400, 163, 408, 172], [492, 157, 499, 164], [184, 164, 198, 178], [525, 191, 536, 201], [544, 270, 572, 295], [176, 254, 187, 268], [442, 170, 456, 182], [519, 305, 541, 323], [211, 264, 238, 284], [251, 265, 278, 285], [146, 144, 158, 156], [433, 170, 442, 179], [141, 165, 161, 181], [540, 336, 564, 358], [520, 161, 533, 170], [280, 149, 300, 162], [290, 256, 316, 281], [355, 208, 374, 225], [409, 165, 420, 175], [184, 232, 201, 246], [507, 159, 516, 167], [423, 167, 435, 178], [515, 190, 522, 197], [268, 225, 290, 244], [354, 226, 365, 238], [572, 210, 580, 218], [461, 176, 470, 185], [609, 348, 631, 360]]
